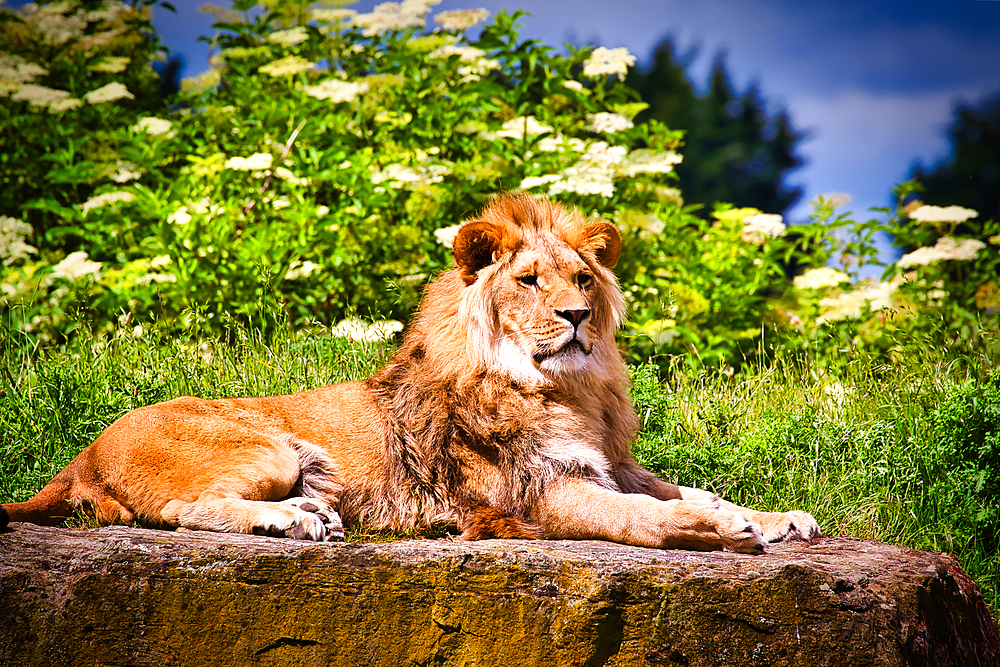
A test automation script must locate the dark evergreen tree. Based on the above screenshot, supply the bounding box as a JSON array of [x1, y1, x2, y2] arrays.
[[910, 93, 1000, 221], [628, 42, 805, 216]]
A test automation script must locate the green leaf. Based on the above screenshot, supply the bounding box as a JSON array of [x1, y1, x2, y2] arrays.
[[611, 102, 650, 120], [45, 163, 101, 185]]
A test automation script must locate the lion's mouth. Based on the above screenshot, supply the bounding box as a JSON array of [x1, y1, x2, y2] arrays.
[[532, 339, 586, 364]]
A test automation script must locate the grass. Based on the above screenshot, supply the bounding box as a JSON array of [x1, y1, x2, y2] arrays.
[[629, 351, 1000, 616], [0, 326, 391, 505], [1, 324, 997, 616]]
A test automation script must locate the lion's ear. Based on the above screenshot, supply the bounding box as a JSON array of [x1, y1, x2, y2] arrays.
[[453, 221, 505, 286], [580, 221, 621, 268]]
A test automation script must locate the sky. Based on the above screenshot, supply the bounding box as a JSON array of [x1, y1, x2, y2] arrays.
[[142, 0, 1000, 222]]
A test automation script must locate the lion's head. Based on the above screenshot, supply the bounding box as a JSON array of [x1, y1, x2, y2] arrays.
[[413, 194, 626, 387]]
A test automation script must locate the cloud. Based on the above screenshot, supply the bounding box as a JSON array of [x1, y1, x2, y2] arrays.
[[785, 88, 982, 220]]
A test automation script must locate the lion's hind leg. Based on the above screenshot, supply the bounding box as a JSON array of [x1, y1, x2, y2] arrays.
[[156, 433, 344, 542], [161, 493, 343, 542]]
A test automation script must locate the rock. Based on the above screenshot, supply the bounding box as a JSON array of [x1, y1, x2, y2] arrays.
[[0, 523, 997, 666]]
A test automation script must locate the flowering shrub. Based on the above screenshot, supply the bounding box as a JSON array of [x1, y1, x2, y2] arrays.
[[1, 0, 688, 341], [779, 185, 1000, 364], [1, 1, 997, 370]]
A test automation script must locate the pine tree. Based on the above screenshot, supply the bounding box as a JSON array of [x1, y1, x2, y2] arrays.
[[628, 42, 804, 216], [911, 93, 1000, 221]]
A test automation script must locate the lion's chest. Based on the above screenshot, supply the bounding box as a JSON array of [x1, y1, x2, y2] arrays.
[[450, 393, 615, 498]]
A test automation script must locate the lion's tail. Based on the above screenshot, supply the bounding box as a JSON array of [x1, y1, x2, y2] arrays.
[[1, 451, 91, 528]]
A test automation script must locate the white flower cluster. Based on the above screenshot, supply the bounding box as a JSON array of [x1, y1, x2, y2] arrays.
[[132, 117, 173, 135], [793, 267, 851, 290], [90, 56, 129, 73], [586, 112, 633, 134], [168, 198, 225, 225], [428, 44, 498, 82], [85, 1, 135, 25], [434, 8, 490, 31], [26, 2, 88, 46], [50, 251, 102, 281], [0, 215, 37, 266], [259, 55, 316, 77], [480, 116, 554, 141], [582, 47, 635, 80], [908, 205, 978, 224], [351, 0, 441, 36], [168, 207, 192, 225], [1, 3, 146, 111], [111, 160, 142, 183], [81, 191, 136, 214], [136, 255, 177, 285], [310, 8, 357, 23], [370, 162, 450, 189], [520, 174, 561, 191], [284, 260, 323, 281], [149, 255, 172, 269], [225, 153, 273, 171], [0, 55, 48, 95], [305, 78, 369, 103], [181, 68, 221, 94], [897, 236, 987, 268], [536, 135, 586, 153], [84, 81, 133, 104], [548, 142, 628, 198], [617, 149, 683, 177], [268, 27, 309, 46], [197, 2, 243, 24], [909, 204, 979, 222], [274, 167, 310, 187], [433, 223, 462, 248], [818, 280, 898, 323], [740, 213, 786, 245], [136, 272, 177, 285], [330, 318, 404, 342], [12, 83, 71, 109]]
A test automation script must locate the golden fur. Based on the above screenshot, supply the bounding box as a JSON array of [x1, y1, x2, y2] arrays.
[[1, 193, 819, 552]]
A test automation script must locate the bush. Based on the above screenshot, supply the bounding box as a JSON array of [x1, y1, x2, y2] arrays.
[[2, 0, 692, 344], [0, 0, 1000, 368], [3, 1, 996, 372]]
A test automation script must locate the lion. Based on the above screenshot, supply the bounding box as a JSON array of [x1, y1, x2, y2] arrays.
[[0, 193, 819, 552]]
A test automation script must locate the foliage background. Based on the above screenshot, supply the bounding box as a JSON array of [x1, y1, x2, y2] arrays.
[[1, 0, 998, 614]]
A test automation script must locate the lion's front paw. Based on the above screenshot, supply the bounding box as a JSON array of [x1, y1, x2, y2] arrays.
[[718, 511, 766, 554], [755, 510, 821, 543]]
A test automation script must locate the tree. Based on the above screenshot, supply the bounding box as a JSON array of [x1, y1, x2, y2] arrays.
[[628, 41, 804, 216], [910, 93, 1000, 221]]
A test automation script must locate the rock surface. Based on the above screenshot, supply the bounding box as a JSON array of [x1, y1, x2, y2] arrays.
[[0, 523, 997, 666]]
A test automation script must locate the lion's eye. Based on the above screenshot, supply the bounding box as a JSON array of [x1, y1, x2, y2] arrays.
[[577, 274, 593, 288], [517, 274, 538, 287]]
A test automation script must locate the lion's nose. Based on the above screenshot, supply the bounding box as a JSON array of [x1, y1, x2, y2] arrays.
[[557, 309, 590, 328]]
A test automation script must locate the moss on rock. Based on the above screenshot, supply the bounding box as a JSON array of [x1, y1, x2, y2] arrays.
[[0, 524, 997, 666]]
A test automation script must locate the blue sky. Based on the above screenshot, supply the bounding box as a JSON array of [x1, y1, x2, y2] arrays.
[[135, 0, 1000, 221]]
